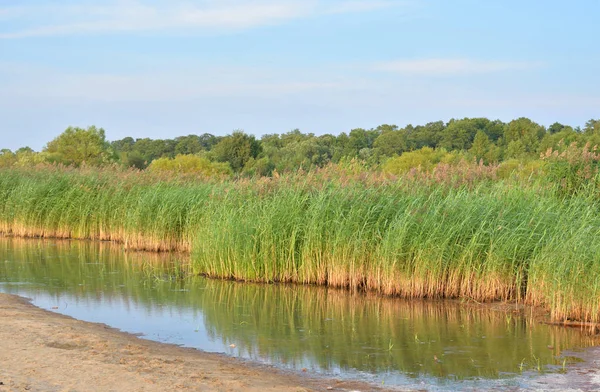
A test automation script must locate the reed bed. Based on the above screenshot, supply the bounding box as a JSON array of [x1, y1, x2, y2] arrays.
[[0, 165, 599, 323]]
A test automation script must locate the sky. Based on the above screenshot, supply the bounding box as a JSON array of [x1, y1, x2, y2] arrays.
[[0, 0, 598, 151]]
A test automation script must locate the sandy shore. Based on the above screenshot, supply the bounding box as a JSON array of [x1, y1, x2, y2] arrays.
[[0, 294, 381, 392]]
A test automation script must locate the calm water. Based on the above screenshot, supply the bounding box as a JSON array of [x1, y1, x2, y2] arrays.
[[0, 237, 596, 390]]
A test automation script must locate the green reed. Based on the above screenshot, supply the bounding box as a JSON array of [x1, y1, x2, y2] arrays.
[[0, 165, 599, 323]]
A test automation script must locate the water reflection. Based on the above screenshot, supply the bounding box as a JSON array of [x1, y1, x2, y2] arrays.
[[0, 237, 596, 388]]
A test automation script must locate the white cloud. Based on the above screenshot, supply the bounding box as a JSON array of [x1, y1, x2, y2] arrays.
[[0, 0, 400, 38], [373, 58, 543, 75]]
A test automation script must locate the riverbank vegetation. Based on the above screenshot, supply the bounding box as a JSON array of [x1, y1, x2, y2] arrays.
[[0, 117, 599, 323]]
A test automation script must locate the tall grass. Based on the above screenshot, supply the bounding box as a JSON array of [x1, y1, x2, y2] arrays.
[[0, 163, 599, 323]]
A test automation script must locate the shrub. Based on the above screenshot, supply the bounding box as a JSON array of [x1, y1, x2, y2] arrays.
[[382, 147, 448, 174], [148, 154, 232, 177]]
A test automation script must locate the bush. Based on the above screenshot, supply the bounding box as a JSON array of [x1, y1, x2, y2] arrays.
[[148, 155, 232, 177], [497, 159, 546, 180], [382, 147, 451, 174]]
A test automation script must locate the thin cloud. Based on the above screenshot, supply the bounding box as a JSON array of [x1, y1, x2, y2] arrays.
[[373, 58, 543, 75], [0, 0, 400, 38], [0, 62, 349, 102]]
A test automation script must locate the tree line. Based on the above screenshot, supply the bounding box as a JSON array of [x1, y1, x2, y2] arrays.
[[1, 117, 599, 176]]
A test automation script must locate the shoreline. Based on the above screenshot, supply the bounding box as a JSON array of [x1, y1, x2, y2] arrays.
[[2, 233, 600, 334], [0, 293, 381, 392], [2, 233, 598, 329]]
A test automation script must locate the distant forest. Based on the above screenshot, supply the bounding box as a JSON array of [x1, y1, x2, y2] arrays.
[[1, 117, 600, 177]]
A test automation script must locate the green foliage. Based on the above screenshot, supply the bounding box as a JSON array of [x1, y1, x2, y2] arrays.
[[469, 130, 492, 162], [541, 142, 600, 196], [382, 147, 448, 174], [538, 129, 581, 154], [174, 135, 205, 155], [14, 150, 46, 167], [504, 118, 546, 155], [505, 140, 526, 159], [0, 150, 16, 168], [406, 121, 445, 149], [1, 165, 600, 324], [497, 159, 546, 180], [148, 154, 232, 177], [44, 126, 114, 166], [548, 122, 572, 135], [373, 128, 408, 157], [7, 116, 600, 179], [120, 150, 147, 169], [126, 138, 176, 163], [210, 131, 261, 172], [242, 157, 275, 177], [584, 119, 600, 134], [439, 118, 505, 151], [262, 131, 334, 172]]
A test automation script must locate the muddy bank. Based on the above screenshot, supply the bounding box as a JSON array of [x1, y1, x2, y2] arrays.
[[0, 294, 380, 392]]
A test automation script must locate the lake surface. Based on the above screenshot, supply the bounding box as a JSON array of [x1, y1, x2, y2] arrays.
[[0, 237, 596, 390]]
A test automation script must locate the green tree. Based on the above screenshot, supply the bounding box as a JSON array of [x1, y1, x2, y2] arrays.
[[483, 120, 505, 142], [44, 126, 113, 166], [503, 118, 546, 155], [439, 119, 478, 151], [174, 135, 205, 155], [440, 118, 505, 151], [130, 138, 176, 163], [469, 130, 492, 162], [121, 151, 147, 169], [0, 149, 16, 168], [547, 122, 572, 135], [584, 119, 600, 134], [382, 147, 448, 174], [406, 121, 445, 149], [111, 137, 135, 153], [505, 140, 526, 159], [13, 147, 45, 168], [373, 129, 408, 157], [242, 157, 276, 177], [210, 131, 262, 172], [538, 128, 580, 153]]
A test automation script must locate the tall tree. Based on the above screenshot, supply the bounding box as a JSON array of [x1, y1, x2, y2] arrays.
[[548, 122, 570, 134], [373, 129, 408, 157], [211, 131, 262, 172], [503, 118, 546, 154], [584, 119, 600, 134], [44, 126, 113, 166], [406, 121, 445, 149], [469, 130, 492, 162], [174, 135, 205, 155], [0, 149, 16, 168]]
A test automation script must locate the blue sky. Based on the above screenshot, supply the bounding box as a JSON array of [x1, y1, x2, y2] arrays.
[[0, 0, 598, 151]]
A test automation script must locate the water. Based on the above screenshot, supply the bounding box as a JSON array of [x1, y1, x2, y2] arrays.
[[0, 237, 596, 390]]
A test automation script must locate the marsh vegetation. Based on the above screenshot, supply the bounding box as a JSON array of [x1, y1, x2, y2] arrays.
[[0, 137, 599, 324]]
